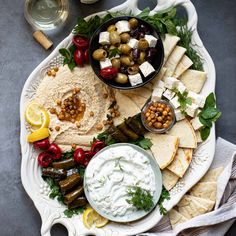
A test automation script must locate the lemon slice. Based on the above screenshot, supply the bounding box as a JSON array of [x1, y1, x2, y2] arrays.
[[25, 102, 43, 126], [83, 208, 108, 229], [94, 213, 109, 228], [27, 128, 50, 143], [83, 208, 95, 229], [25, 102, 50, 129]]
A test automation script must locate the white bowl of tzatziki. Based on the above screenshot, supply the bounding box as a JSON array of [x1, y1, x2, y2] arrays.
[[84, 143, 162, 222]]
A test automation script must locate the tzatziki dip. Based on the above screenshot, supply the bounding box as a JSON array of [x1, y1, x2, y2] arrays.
[[84, 145, 156, 217]]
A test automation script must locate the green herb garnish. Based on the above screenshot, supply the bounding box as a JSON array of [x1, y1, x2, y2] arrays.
[[61, 149, 74, 160], [126, 186, 154, 212], [177, 25, 203, 71], [108, 48, 121, 58], [63, 207, 84, 218], [198, 93, 221, 141], [131, 137, 153, 150], [43, 177, 64, 203], [97, 132, 116, 146], [173, 89, 192, 115], [59, 45, 77, 71], [158, 186, 170, 215], [139, 7, 177, 37]]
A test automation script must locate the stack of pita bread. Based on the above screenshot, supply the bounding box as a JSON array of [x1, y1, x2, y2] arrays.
[[169, 167, 223, 228], [118, 33, 208, 190]]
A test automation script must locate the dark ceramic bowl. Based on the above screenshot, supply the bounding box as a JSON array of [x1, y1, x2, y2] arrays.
[[89, 16, 164, 90]]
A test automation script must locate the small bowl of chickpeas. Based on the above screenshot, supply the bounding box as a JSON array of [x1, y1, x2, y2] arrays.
[[141, 100, 176, 133], [89, 16, 164, 90]]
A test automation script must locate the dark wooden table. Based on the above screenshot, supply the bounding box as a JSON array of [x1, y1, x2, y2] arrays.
[[0, 0, 235, 235]]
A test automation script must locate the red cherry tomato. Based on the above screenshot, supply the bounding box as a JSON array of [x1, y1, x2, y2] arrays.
[[91, 140, 106, 153], [72, 36, 89, 49], [38, 151, 53, 167], [74, 148, 86, 165], [84, 151, 95, 166], [74, 49, 84, 66], [100, 67, 118, 80], [33, 138, 50, 150], [48, 143, 62, 160], [84, 48, 89, 64]]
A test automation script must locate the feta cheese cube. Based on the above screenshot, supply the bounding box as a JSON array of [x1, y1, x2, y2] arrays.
[[163, 77, 179, 90], [174, 109, 185, 121], [163, 89, 176, 100], [153, 79, 165, 89], [128, 73, 143, 86], [175, 81, 186, 94], [170, 96, 180, 109], [152, 87, 164, 101], [144, 35, 158, 47], [115, 20, 130, 34], [186, 103, 198, 117], [100, 58, 112, 69], [139, 61, 155, 77], [188, 91, 205, 108], [127, 38, 139, 49], [99, 31, 110, 45], [190, 117, 204, 130]]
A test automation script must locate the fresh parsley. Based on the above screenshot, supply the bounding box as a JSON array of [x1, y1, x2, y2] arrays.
[[61, 149, 74, 160], [131, 137, 153, 150], [198, 93, 221, 141], [173, 89, 192, 115], [126, 186, 154, 212], [158, 186, 170, 215], [108, 48, 121, 58], [64, 207, 84, 218], [43, 177, 64, 203], [97, 132, 116, 146]]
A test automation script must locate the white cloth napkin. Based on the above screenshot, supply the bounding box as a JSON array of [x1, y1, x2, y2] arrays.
[[140, 137, 236, 236]]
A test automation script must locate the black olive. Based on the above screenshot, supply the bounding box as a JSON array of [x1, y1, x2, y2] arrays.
[[146, 48, 158, 62], [120, 66, 128, 74], [138, 32, 145, 39], [102, 44, 110, 51], [132, 48, 140, 60], [139, 24, 150, 34], [130, 28, 139, 39]]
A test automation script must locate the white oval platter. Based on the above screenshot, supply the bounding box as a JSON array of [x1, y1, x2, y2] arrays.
[[20, 0, 216, 235]]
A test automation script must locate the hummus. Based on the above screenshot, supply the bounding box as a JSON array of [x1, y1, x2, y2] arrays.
[[34, 65, 140, 151]]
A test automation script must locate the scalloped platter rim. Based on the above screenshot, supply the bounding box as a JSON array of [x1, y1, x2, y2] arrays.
[[20, 0, 216, 235]]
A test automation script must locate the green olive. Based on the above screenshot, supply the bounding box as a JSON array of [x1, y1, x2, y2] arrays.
[[120, 33, 130, 43], [138, 38, 149, 51], [109, 31, 121, 46], [115, 73, 128, 84], [107, 24, 116, 33], [120, 44, 132, 55], [111, 58, 121, 69], [127, 64, 139, 75], [92, 49, 107, 61], [120, 56, 134, 66], [129, 18, 138, 29], [137, 51, 146, 64]]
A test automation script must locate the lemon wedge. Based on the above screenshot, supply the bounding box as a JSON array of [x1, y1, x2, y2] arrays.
[[25, 101, 50, 128], [27, 128, 50, 143], [83, 208, 108, 229], [40, 109, 50, 128]]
